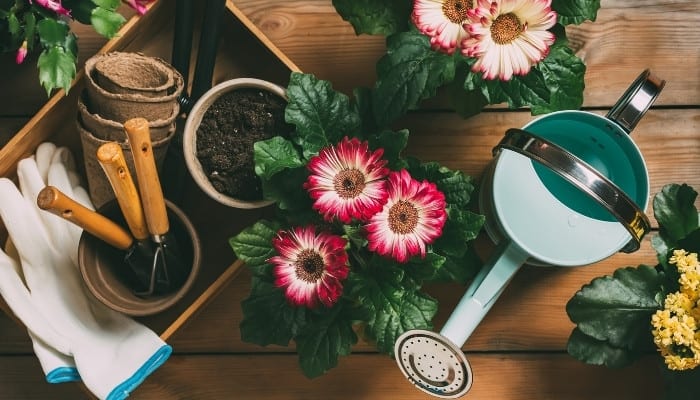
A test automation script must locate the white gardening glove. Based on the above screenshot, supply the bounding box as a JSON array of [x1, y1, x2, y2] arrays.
[[1, 143, 80, 383], [0, 146, 172, 400]]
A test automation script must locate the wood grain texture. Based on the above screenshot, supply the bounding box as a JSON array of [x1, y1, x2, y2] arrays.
[[0, 0, 697, 399]]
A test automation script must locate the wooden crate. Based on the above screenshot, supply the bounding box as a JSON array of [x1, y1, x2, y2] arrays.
[[0, 0, 299, 339]]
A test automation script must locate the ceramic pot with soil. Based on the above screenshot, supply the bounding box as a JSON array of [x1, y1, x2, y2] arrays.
[[183, 78, 294, 208]]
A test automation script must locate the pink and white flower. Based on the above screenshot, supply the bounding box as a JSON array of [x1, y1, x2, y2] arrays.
[[412, 0, 475, 54], [461, 0, 557, 81], [269, 226, 350, 308], [304, 137, 389, 223], [29, 0, 71, 16], [366, 169, 447, 263]]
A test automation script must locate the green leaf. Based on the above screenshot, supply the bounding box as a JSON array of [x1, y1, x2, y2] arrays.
[[36, 18, 69, 47], [566, 265, 664, 351], [566, 328, 637, 368], [432, 244, 481, 284], [295, 304, 358, 378], [367, 129, 409, 170], [407, 160, 477, 209], [352, 86, 379, 134], [451, 58, 489, 118], [90, 7, 126, 39], [22, 12, 36, 51], [350, 265, 437, 354], [480, 68, 550, 109], [373, 30, 456, 127], [332, 0, 411, 36], [37, 45, 76, 95], [653, 183, 699, 243], [91, 0, 121, 10], [254, 136, 305, 180], [552, 0, 601, 25], [404, 252, 446, 283], [229, 220, 280, 276], [8, 12, 20, 36], [285, 72, 362, 158], [261, 166, 314, 215], [434, 207, 485, 257], [343, 224, 368, 249], [63, 0, 98, 24], [532, 36, 586, 114], [240, 278, 307, 347]]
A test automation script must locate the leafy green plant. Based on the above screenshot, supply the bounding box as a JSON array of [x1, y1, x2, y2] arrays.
[[567, 183, 700, 399], [230, 72, 484, 378], [1, 0, 154, 96], [332, 0, 600, 121]]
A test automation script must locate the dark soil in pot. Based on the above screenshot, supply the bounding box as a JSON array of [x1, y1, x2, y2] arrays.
[[195, 88, 293, 201]]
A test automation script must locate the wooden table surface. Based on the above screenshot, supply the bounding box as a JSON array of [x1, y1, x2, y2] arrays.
[[0, 1, 698, 399]]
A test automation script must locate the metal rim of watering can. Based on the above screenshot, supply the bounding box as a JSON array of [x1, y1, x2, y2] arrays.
[[394, 329, 473, 399], [606, 69, 666, 134], [494, 128, 650, 253]]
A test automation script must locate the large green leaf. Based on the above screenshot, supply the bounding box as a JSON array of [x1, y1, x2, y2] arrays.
[[532, 36, 586, 114], [332, 0, 411, 36], [229, 220, 280, 276], [367, 129, 409, 170], [350, 264, 438, 354], [90, 7, 126, 38], [240, 278, 308, 347], [373, 30, 456, 127], [254, 136, 305, 180], [285, 72, 362, 158], [37, 45, 75, 95], [407, 160, 477, 209], [653, 183, 699, 243], [36, 18, 69, 46], [566, 328, 637, 368], [295, 304, 358, 378], [552, 0, 601, 25], [566, 265, 664, 350]]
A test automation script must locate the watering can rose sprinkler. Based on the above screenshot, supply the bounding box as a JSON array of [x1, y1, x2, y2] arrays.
[[394, 70, 666, 398]]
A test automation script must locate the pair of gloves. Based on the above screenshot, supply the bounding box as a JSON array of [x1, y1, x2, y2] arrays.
[[0, 143, 171, 400]]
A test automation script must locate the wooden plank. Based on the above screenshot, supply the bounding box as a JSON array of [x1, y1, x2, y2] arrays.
[[0, 353, 659, 400], [233, 0, 700, 107]]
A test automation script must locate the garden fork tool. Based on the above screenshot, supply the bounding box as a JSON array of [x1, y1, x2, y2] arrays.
[[125, 117, 189, 295], [96, 142, 168, 295]]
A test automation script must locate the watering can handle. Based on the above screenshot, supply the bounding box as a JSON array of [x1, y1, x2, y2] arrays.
[[606, 69, 665, 134], [440, 241, 528, 348], [495, 128, 650, 253]]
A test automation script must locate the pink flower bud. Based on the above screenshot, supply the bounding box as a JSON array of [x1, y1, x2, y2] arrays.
[[16, 41, 28, 65], [122, 0, 155, 15]]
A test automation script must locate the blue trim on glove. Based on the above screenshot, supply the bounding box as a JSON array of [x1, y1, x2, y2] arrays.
[[46, 366, 81, 383], [106, 344, 173, 400]]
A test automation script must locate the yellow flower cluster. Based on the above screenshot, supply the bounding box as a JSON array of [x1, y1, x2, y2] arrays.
[[651, 250, 700, 370]]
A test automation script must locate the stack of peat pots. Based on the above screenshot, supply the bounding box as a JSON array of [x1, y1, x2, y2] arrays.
[[78, 51, 184, 207]]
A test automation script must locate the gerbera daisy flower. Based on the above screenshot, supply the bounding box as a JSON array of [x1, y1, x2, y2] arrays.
[[366, 170, 447, 263], [461, 0, 557, 81], [269, 226, 350, 308], [304, 137, 389, 223], [412, 0, 475, 54]]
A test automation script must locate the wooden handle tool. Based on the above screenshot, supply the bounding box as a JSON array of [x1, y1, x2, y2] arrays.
[[123, 118, 169, 237], [37, 186, 133, 250], [96, 142, 149, 241]]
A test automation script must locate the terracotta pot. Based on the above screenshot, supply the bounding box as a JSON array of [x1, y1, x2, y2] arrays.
[[84, 52, 184, 123], [93, 52, 176, 97], [77, 118, 175, 208], [78, 200, 201, 316], [78, 93, 177, 142], [182, 78, 285, 209]]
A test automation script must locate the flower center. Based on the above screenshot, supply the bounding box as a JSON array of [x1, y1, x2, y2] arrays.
[[388, 200, 419, 234], [490, 12, 523, 45], [334, 169, 366, 199], [295, 249, 325, 282], [442, 0, 473, 24]]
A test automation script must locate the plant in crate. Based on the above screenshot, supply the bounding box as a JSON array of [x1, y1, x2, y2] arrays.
[[230, 72, 485, 377], [332, 0, 600, 122], [0, 0, 155, 95], [567, 183, 700, 399]]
